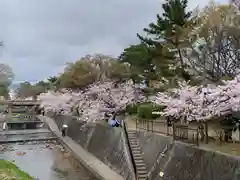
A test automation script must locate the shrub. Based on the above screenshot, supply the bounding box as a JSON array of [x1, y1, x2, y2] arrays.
[[137, 103, 166, 119], [126, 102, 152, 115], [126, 104, 139, 115], [142, 88, 154, 97]]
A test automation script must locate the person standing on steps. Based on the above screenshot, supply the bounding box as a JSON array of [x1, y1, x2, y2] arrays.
[[61, 124, 68, 137]]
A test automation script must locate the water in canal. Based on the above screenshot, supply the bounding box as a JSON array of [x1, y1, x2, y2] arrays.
[[0, 141, 97, 180]]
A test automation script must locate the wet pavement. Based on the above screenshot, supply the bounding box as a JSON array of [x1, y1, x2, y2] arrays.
[[0, 141, 97, 180]]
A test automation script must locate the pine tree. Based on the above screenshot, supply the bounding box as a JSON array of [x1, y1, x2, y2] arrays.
[[138, 0, 194, 81], [119, 43, 176, 86]]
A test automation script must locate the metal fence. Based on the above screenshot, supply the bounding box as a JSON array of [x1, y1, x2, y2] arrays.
[[173, 124, 199, 146], [136, 119, 172, 135], [136, 119, 200, 145]]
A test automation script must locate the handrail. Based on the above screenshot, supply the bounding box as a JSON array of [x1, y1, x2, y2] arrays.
[[123, 120, 137, 177]]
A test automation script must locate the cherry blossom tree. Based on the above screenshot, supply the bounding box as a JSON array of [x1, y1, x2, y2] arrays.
[[152, 75, 240, 122], [38, 80, 145, 123], [37, 90, 81, 114]]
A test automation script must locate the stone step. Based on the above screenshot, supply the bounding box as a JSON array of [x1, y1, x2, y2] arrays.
[[132, 149, 141, 153], [127, 133, 136, 136], [137, 174, 147, 180], [132, 151, 141, 155], [132, 148, 141, 151], [134, 157, 144, 162], [129, 139, 138, 142], [128, 134, 136, 136], [135, 159, 144, 163], [135, 163, 146, 167], [131, 145, 140, 149], [137, 170, 148, 175], [133, 153, 142, 157], [130, 143, 140, 146], [131, 144, 140, 148], [128, 137, 137, 140], [129, 137, 138, 140], [133, 152, 143, 159], [136, 166, 147, 170], [127, 130, 136, 134], [133, 152, 142, 157]]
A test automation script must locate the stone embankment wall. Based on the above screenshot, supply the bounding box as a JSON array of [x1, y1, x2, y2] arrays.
[[135, 131, 240, 180], [52, 115, 240, 180], [53, 115, 135, 180]]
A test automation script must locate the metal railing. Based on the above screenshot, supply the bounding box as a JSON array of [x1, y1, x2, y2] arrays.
[[136, 119, 172, 135], [136, 119, 200, 146], [173, 124, 199, 146]]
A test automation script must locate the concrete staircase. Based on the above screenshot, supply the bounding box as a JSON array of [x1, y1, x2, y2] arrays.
[[127, 130, 148, 180]]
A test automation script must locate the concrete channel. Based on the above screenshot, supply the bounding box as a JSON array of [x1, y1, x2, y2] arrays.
[[0, 119, 99, 180]]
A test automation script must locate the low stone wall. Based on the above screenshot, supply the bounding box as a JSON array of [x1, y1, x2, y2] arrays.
[[53, 116, 135, 180], [135, 131, 240, 180]]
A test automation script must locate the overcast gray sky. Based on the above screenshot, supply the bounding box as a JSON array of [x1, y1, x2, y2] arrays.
[[0, 0, 228, 84]]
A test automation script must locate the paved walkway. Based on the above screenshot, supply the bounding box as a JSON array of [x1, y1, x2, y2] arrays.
[[38, 115, 125, 180]]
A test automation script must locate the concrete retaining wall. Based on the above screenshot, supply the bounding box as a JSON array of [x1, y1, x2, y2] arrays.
[[52, 115, 240, 180], [161, 142, 240, 180], [40, 115, 125, 180], [53, 115, 135, 180], [136, 131, 172, 171], [135, 131, 240, 180]]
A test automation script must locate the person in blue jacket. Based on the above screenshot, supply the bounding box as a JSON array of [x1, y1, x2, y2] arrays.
[[107, 113, 122, 127]]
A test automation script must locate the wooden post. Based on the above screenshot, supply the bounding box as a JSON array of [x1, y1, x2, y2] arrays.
[[173, 123, 176, 140], [136, 118, 139, 133], [196, 129, 199, 146], [205, 122, 209, 144], [151, 120, 154, 132], [135, 118, 137, 130], [8, 103, 12, 115], [146, 120, 149, 131]]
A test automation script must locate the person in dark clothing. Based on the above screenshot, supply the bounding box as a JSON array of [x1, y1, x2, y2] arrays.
[[167, 117, 172, 127], [115, 119, 122, 127], [61, 124, 68, 137]]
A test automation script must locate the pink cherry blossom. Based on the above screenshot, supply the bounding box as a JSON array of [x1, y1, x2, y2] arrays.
[[152, 76, 240, 122], [38, 80, 145, 123]]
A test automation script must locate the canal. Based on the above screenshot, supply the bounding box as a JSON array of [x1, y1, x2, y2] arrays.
[[0, 141, 97, 180]]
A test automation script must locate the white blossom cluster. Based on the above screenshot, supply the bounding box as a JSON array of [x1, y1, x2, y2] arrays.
[[38, 80, 145, 123], [152, 76, 240, 122]]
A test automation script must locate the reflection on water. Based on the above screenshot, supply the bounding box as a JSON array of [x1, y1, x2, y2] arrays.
[[0, 142, 96, 180]]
